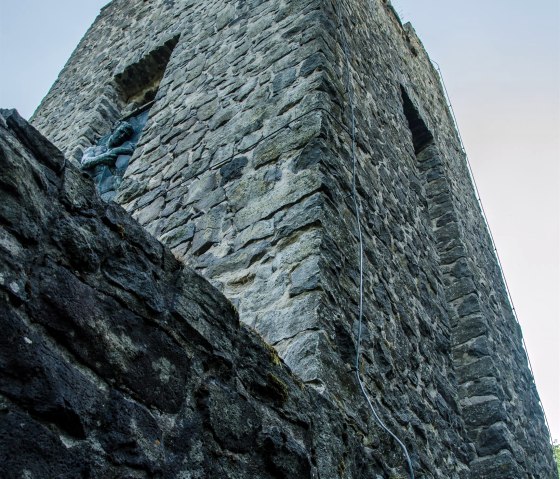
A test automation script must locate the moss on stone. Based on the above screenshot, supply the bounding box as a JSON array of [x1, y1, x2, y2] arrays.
[[266, 373, 289, 404]]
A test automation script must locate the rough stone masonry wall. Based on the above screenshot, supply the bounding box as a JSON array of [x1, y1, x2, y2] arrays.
[[30, 0, 556, 477], [320, 1, 555, 477], [33, 0, 348, 409], [32, 1, 473, 476], [0, 110, 395, 479], [31, 0, 182, 163]]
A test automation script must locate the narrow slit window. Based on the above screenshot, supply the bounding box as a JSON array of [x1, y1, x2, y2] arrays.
[[401, 86, 433, 155]]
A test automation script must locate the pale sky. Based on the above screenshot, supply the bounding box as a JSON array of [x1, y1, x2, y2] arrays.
[[1, 0, 558, 441]]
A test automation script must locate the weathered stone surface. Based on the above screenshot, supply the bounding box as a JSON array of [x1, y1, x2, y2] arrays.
[[1, 110, 391, 479], [27, 0, 557, 477], [220, 155, 248, 185], [289, 257, 320, 297], [469, 450, 524, 479], [461, 396, 506, 428], [475, 422, 513, 457]]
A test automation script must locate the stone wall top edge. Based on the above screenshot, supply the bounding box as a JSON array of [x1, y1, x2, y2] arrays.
[[100, 0, 116, 12]]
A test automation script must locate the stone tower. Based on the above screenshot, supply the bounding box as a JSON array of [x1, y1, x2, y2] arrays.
[[29, 0, 555, 477]]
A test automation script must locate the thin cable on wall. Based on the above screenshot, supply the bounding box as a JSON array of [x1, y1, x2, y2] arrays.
[[432, 60, 554, 445], [335, 3, 415, 478]]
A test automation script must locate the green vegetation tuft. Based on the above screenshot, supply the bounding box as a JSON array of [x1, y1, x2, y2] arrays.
[[266, 373, 289, 403], [553, 441, 560, 477]]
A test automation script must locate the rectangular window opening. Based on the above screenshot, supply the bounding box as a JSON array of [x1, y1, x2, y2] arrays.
[[115, 35, 180, 115], [81, 35, 180, 201]]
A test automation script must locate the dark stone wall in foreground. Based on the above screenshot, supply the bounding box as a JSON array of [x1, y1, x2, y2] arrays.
[[0, 110, 388, 479]]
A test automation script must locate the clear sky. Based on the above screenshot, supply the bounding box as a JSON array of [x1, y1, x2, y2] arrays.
[[1, 0, 558, 441]]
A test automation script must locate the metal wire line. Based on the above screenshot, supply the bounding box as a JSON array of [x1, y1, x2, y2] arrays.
[[336, 2, 415, 478]]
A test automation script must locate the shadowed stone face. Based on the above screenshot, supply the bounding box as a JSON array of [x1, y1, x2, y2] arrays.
[[0, 109, 378, 479]]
